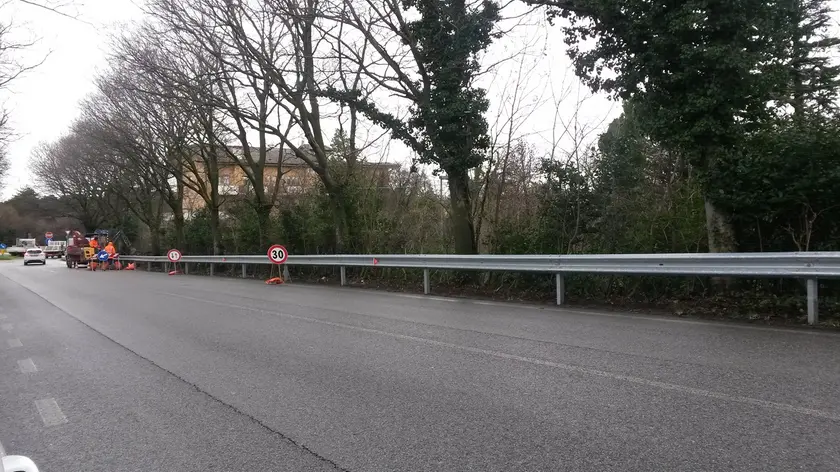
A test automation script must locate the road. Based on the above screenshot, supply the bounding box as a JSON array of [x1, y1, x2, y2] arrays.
[[0, 261, 838, 471]]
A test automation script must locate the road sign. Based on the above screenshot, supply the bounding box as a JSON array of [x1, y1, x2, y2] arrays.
[[45, 232, 53, 239], [0, 243, 6, 249], [167, 249, 182, 262], [97, 251, 109, 262], [267, 244, 288, 264]]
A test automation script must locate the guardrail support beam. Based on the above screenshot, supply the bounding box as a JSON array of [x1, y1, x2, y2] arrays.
[[209, 263, 214, 276], [340, 266, 347, 286], [807, 278, 818, 325], [283, 264, 290, 282], [556, 273, 565, 305], [423, 269, 430, 295], [184, 263, 189, 275], [242, 264, 247, 278]]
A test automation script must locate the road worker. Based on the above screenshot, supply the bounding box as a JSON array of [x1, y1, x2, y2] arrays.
[[104, 241, 117, 270]]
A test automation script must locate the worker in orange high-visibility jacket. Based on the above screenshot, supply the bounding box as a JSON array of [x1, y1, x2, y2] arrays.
[[104, 241, 117, 270]]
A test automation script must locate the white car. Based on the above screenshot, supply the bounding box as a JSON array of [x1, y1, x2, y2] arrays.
[[23, 248, 46, 265]]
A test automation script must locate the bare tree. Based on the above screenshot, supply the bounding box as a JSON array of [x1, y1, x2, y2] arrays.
[[76, 58, 192, 251], [473, 50, 546, 248], [146, 0, 382, 251], [107, 27, 233, 253], [30, 136, 112, 230], [140, 3, 294, 249], [319, 0, 501, 254], [1, 0, 85, 188], [0, 8, 41, 187]]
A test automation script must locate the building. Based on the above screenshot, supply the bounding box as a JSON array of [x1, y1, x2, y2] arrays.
[[182, 145, 399, 216]]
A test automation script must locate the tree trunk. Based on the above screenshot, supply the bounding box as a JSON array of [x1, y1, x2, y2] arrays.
[[255, 204, 273, 251], [704, 197, 737, 253], [172, 210, 185, 251], [149, 223, 162, 256], [209, 205, 222, 255], [173, 181, 186, 250], [447, 169, 478, 254], [328, 188, 349, 253]]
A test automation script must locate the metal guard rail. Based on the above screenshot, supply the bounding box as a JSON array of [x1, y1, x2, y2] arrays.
[[121, 252, 840, 325]]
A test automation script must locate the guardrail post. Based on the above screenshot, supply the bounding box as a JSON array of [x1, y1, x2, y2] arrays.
[[807, 278, 818, 325], [241, 264, 247, 278], [423, 269, 430, 295], [209, 263, 214, 276], [555, 273, 565, 305], [340, 266, 347, 286], [283, 265, 290, 281], [184, 263, 189, 275]]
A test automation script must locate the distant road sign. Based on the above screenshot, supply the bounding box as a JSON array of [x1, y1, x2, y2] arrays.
[[97, 251, 109, 262], [267, 244, 288, 264], [167, 249, 182, 262], [45, 232, 53, 239], [0, 243, 6, 249]]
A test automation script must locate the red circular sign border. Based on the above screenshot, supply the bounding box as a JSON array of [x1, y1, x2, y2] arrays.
[[267, 244, 288, 264], [167, 249, 182, 262]]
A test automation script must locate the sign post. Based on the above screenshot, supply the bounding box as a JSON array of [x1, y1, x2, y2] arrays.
[[93, 250, 109, 271], [266, 244, 288, 284], [167, 249, 183, 275]]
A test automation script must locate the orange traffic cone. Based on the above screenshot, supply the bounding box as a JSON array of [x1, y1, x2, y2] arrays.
[[265, 277, 284, 285]]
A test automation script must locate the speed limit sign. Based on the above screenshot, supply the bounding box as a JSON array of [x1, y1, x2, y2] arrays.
[[167, 248, 182, 262], [267, 244, 288, 264]]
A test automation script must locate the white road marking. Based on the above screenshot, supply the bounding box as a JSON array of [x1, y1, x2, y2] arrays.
[[400, 294, 457, 302], [1, 323, 12, 331], [165, 292, 840, 422], [6, 338, 22, 348], [35, 398, 68, 426], [0, 438, 5, 456], [17, 358, 37, 373]]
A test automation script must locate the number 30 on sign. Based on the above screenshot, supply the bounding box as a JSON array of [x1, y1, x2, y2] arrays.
[[267, 244, 288, 264]]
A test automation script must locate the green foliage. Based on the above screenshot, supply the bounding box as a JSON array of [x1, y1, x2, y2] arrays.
[[0, 189, 84, 244], [181, 209, 215, 255], [558, 0, 779, 160], [766, 0, 840, 117], [402, 0, 500, 173], [594, 103, 648, 193], [715, 116, 840, 251], [281, 191, 334, 254]]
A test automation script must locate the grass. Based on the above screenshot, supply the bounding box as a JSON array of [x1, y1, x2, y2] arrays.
[[0, 254, 14, 261]]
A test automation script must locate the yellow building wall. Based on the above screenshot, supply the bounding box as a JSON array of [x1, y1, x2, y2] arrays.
[[182, 164, 320, 213]]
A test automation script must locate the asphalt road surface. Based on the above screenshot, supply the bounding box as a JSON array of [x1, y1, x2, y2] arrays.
[[0, 261, 838, 471]]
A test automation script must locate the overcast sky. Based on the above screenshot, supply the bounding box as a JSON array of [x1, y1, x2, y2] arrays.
[[1, 0, 142, 198], [0, 0, 624, 200]]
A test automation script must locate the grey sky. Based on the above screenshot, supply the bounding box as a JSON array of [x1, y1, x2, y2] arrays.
[[0, 0, 668, 199], [2, 0, 142, 198]]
